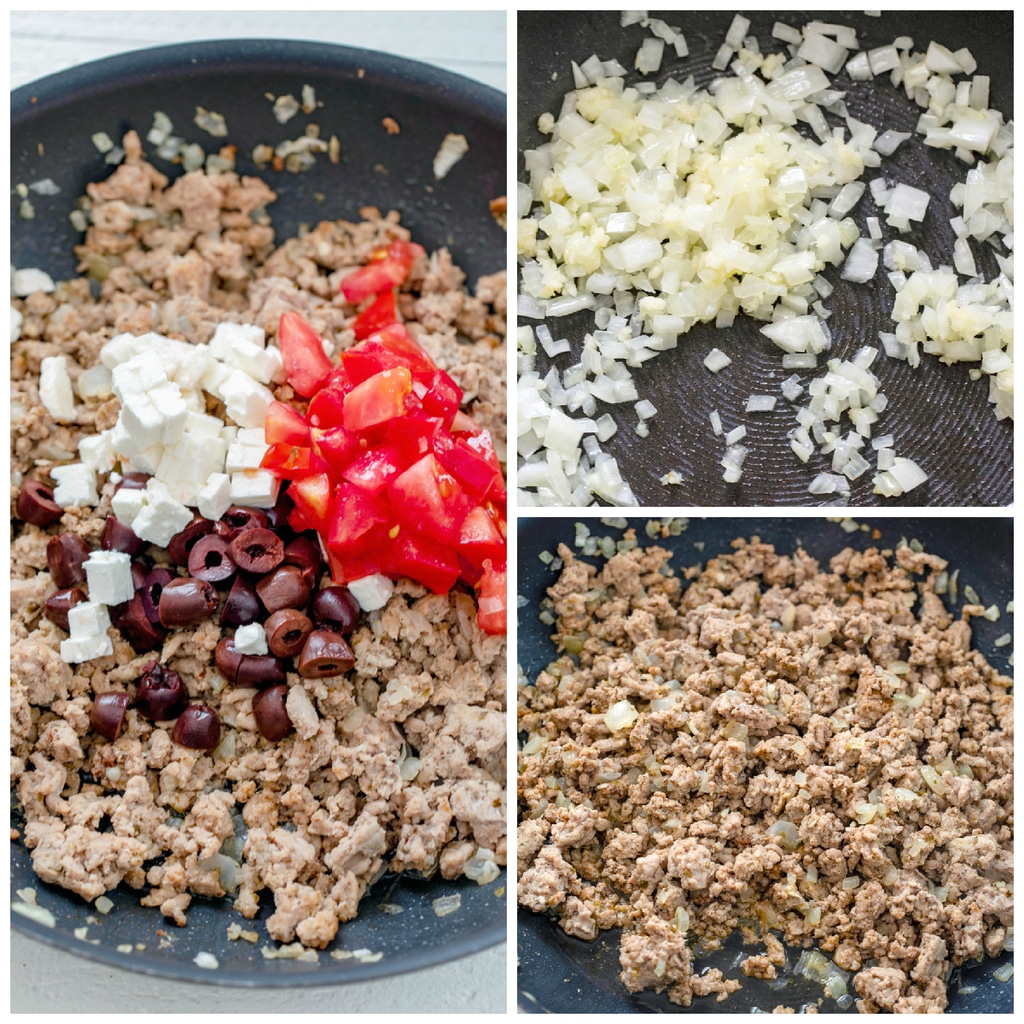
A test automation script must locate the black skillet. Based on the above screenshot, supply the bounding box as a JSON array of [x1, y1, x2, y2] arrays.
[[517, 515, 1013, 1012], [518, 12, 1013, 506], [10, 39, 506, 986]]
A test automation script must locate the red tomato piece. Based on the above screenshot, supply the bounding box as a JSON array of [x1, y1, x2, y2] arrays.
[[450, 410, 481, 435], [264, 401, 311, 446], [343, 367, 412, 432], [306, 387, 349, 430], [475, 560, 507, 635], [387, 453, 470, 545], [351, 289, 399, 340], [259, 443, 326, 478], [433, 432, 505, 503], [382, 529, 461, 594], [339, 239, 425, 303], [342, 325, 436, 384], [287, 472, 333, 532], [457, 505, 506, 569], [311, 426, 362, 469], [327, 485, 391, 556], [414, 368, 461, 425], [341, 443, 407, 494], [277, 311, 334, 398]]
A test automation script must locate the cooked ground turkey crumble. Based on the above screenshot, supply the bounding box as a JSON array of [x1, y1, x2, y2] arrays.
[[11, 130, 507, 947], [517, 533, 1012, 1012]]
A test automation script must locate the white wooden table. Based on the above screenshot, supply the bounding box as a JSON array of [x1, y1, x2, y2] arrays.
[[9, 8, 507, 1015]]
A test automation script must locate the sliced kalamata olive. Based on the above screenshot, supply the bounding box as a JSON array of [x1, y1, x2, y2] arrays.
[[283, 533, 324, 579], [44, 586, 87, 632], [167, 515, 214, 566], [188, 534, 236, 585], [237, 653, 287, 687], [114, 472, 150, 491], [172, 704, 220, 750], [90, 692, 130, 741], [252, 685, 293, 741], [158, 577, 218, 628], [264, 608, 313, 658], [215, 507, 267, 541], [256, 564, 312, 614], [215, 637, 243, 683], [221, 574, 262, 627], [16, 480, 63, 527], [310, 586, 360, 635], [264, 489, 295, 531], [100, 515, 145, 556], [110, 593, 166, 652], [130, 560, 150, 590], [228, 528, 284, 575], [46, 533, 91, 588], [134, 662, 189, 722], [297, 629, 355, 678], [139, 568, 174, 625]]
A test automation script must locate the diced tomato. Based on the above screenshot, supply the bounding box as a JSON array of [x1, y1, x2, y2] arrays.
[[259, 443, 326, 478], [457, 506, 506, 569], [277, 311, 334, 397], [286, 472, 333, 532], [475, 560, 507, 635], [264, 401, 310, 446], [307, 387, 349, 430], [433, 431, 505, 502], [383, 529, 461, 594], [415, 368, 461, 425], [342, 324, 436, 383], [342, 443, 407, 494], [339, 239, 425, 303], [388, 453, 470, 545], [450, 410, 481, 435], [343, 367, 412, 432], [311, 426, 362, 468], [327, 485, 391, 556], [351, 289, 399, 340]]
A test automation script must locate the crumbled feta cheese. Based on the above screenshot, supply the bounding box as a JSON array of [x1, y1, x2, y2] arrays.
[[228, 469, 280, 508], [51, 464, 99, 508], [130, 480, 193, 547], [347, 574, 395, 612], [84, 550, 135, 605], [39, 355, 76, 422], [197, 473, 232, 521], [234, 622, 269, 655]]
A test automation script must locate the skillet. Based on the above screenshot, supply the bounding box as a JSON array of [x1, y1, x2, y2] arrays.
[[517, 515, 1013, 1012], [517, 11, 1013, 506], [10, 38, 506, 986]]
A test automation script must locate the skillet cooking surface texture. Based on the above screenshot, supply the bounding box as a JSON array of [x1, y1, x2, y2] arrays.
[[11, 39, 505, 985], [518, 12, 1013, 506], [517, 515, 1012, 1012]]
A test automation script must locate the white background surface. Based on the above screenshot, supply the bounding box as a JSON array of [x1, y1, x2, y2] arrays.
[[9, 8, 507, 1014]]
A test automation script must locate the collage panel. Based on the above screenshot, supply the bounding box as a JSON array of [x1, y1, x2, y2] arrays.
[[10, 9, 507, 1014], [516, 514, 1013, 1013], [516, 11, 1012, 507]]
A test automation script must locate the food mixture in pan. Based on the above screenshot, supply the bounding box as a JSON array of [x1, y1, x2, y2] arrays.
[[518, 529, 1012, 1012], [11, 130, 507, 948]]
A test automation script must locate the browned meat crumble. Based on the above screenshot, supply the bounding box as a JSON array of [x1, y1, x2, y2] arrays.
[[11, 129, 507, 946], [517, 534, 1012, 1012]]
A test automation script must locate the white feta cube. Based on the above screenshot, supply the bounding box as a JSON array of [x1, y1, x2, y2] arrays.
[[200, 360, 233, 398], [111, 352, 167, 401], [12, 268, 55, 297], [197, 472, 232, 521], [130, 480, 193, 546], [347, 574, 394, 612], [67, 600, 112, 638], [229, 469, 280, 508], [171, 344, 215, 392], [84, 550, 135, 605], [235, 428, 267, 446], [60, 633, 114, 663], [78, 431, 117, 473], [51, 464, 99, 508], [119, 393, 165, 450], [39, 355, 77, 422], [210, 322, 266, 354], [99, 332, 136, 369], [225, 441, 268, 473], [147, 381, 189, 443], [234, 622, 269, 655], [111, 485, 147, 526], [220, 370, 274, 429], [184, 411, 226, 439]]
